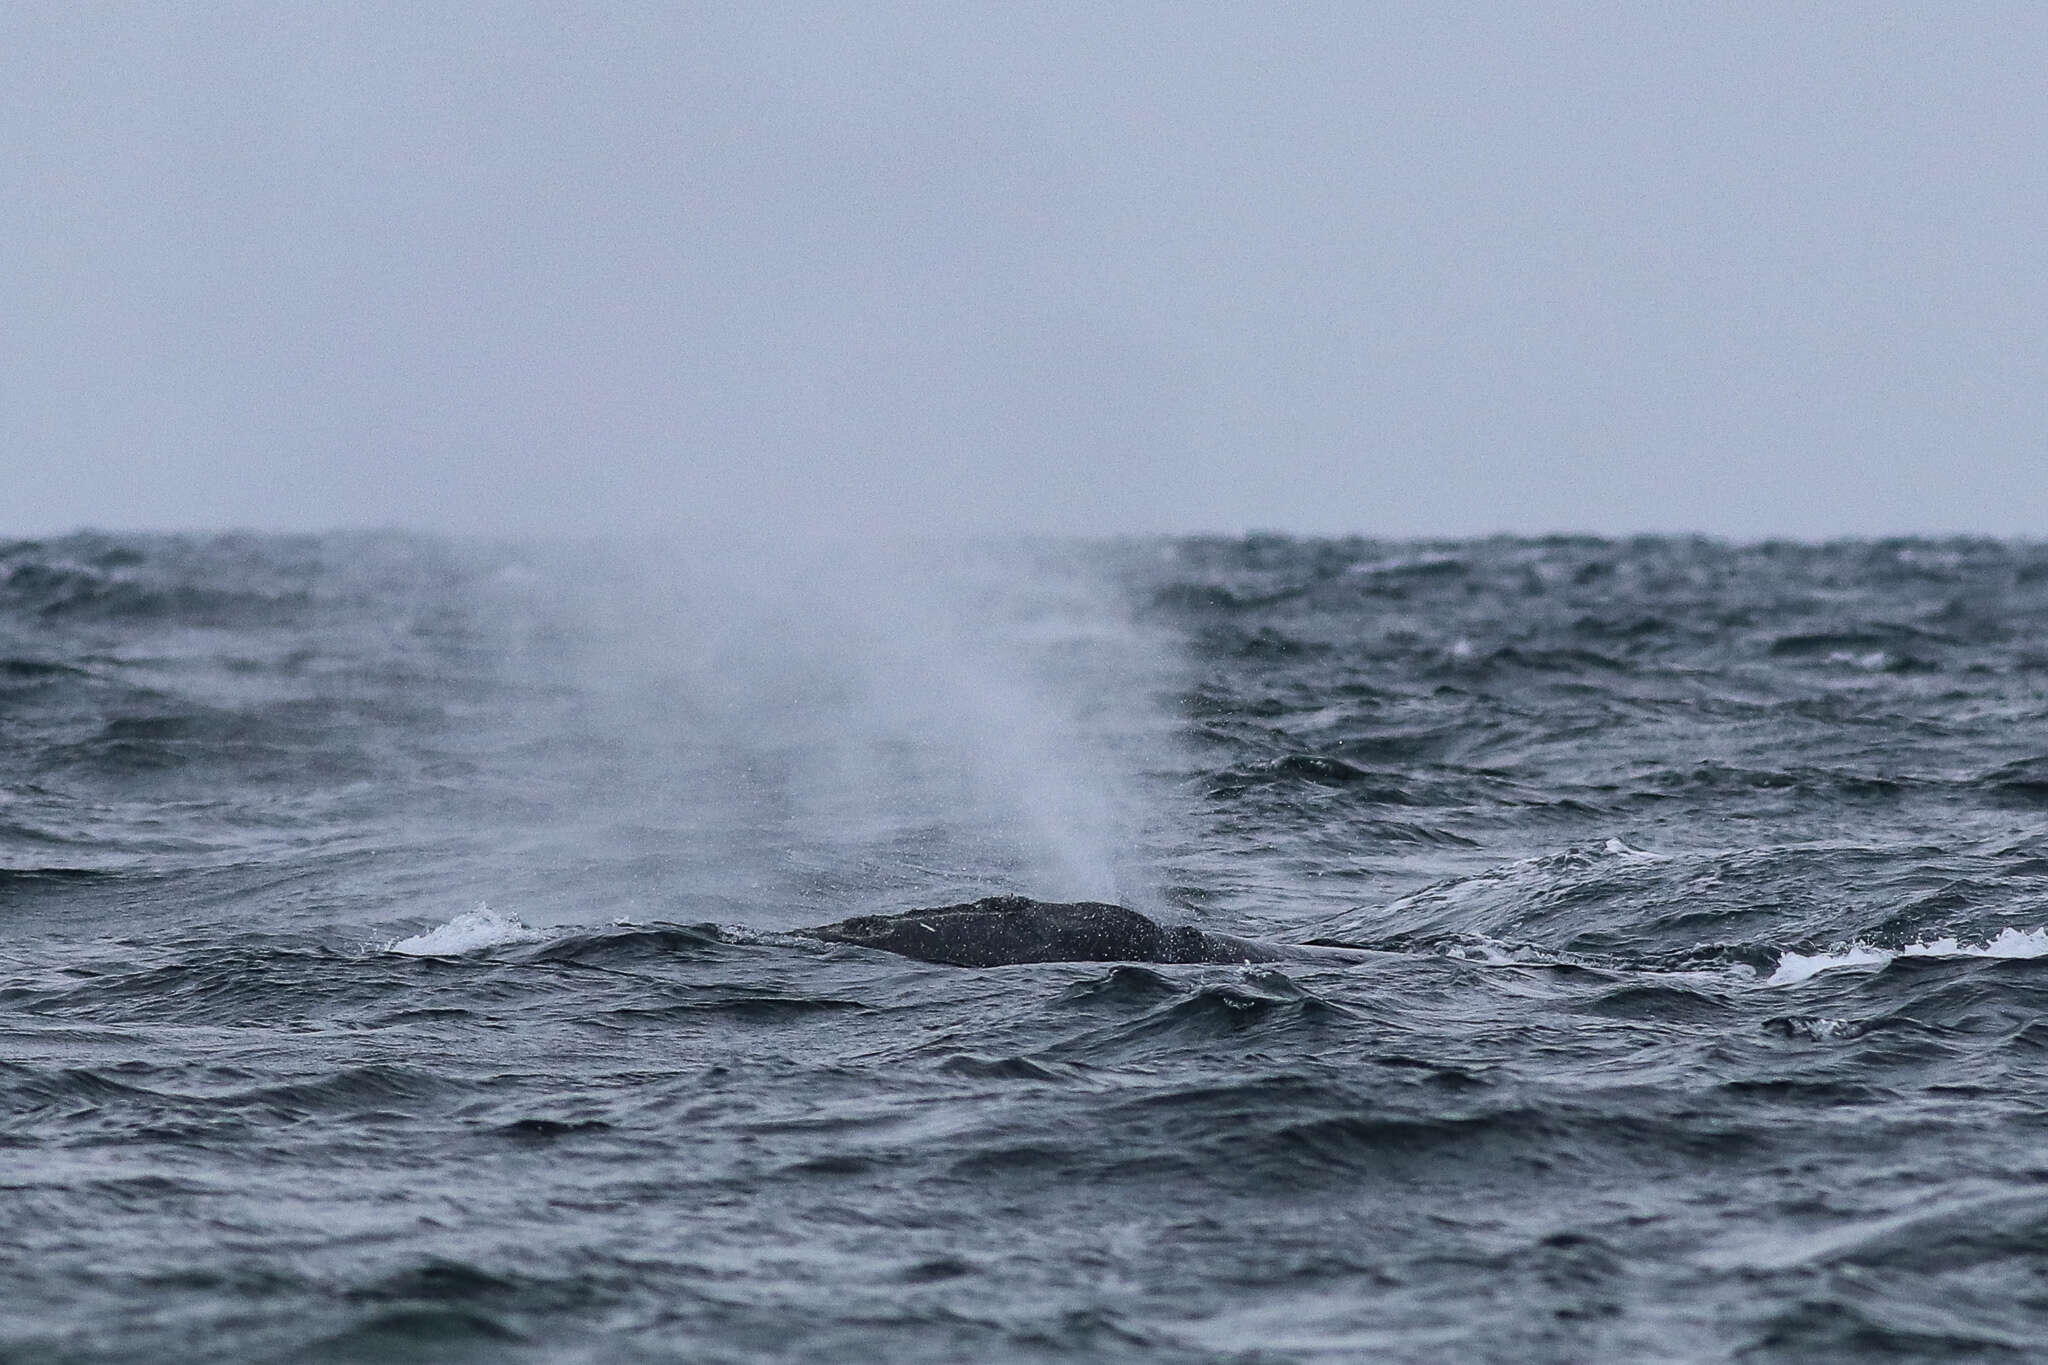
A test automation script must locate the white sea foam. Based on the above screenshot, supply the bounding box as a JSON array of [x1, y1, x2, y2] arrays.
[[1772, 1017, 1858, 1041], [387, 903, 545, 956], [1766, 926, 2048, 987], [1441, 938, 1530, 967]]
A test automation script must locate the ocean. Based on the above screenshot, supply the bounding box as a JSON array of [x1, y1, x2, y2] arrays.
[[4, 530, 2048, 1362]]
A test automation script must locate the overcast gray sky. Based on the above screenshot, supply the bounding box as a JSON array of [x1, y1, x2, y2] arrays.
[[4, 3, 2043, 540]]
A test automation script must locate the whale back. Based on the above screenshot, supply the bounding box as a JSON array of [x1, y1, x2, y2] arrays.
[[804, 895, 1300, 967]]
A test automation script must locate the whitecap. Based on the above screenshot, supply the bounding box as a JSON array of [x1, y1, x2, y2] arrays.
[[1765, 926, 2048, 987], [386, 903, 545, 956]]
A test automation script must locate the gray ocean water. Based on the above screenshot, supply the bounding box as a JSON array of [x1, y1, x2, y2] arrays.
[[5, 531, 2048, 1363]]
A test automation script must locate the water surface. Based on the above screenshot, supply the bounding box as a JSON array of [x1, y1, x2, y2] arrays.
[[5, 532, 2048, 1362]]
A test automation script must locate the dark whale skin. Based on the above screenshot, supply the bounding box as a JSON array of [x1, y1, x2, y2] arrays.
[[803, 895, 1364, 968]]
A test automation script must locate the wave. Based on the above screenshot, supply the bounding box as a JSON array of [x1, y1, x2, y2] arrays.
[[1338, 916, 2048, 1002], [381, 909, 750, 966], [521, 922, 738, 966], [1765, 926, 2048, 987], [385, 905, 546, 956]]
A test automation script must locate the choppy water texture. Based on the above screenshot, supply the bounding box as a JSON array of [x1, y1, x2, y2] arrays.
[[6, 532, 2048, 1363]]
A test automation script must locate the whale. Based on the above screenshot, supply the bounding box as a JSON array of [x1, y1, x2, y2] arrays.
[[802, 894, 1369, 968]]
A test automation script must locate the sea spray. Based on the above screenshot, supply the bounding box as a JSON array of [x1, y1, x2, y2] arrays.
[[386, 903, 545, 955]]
